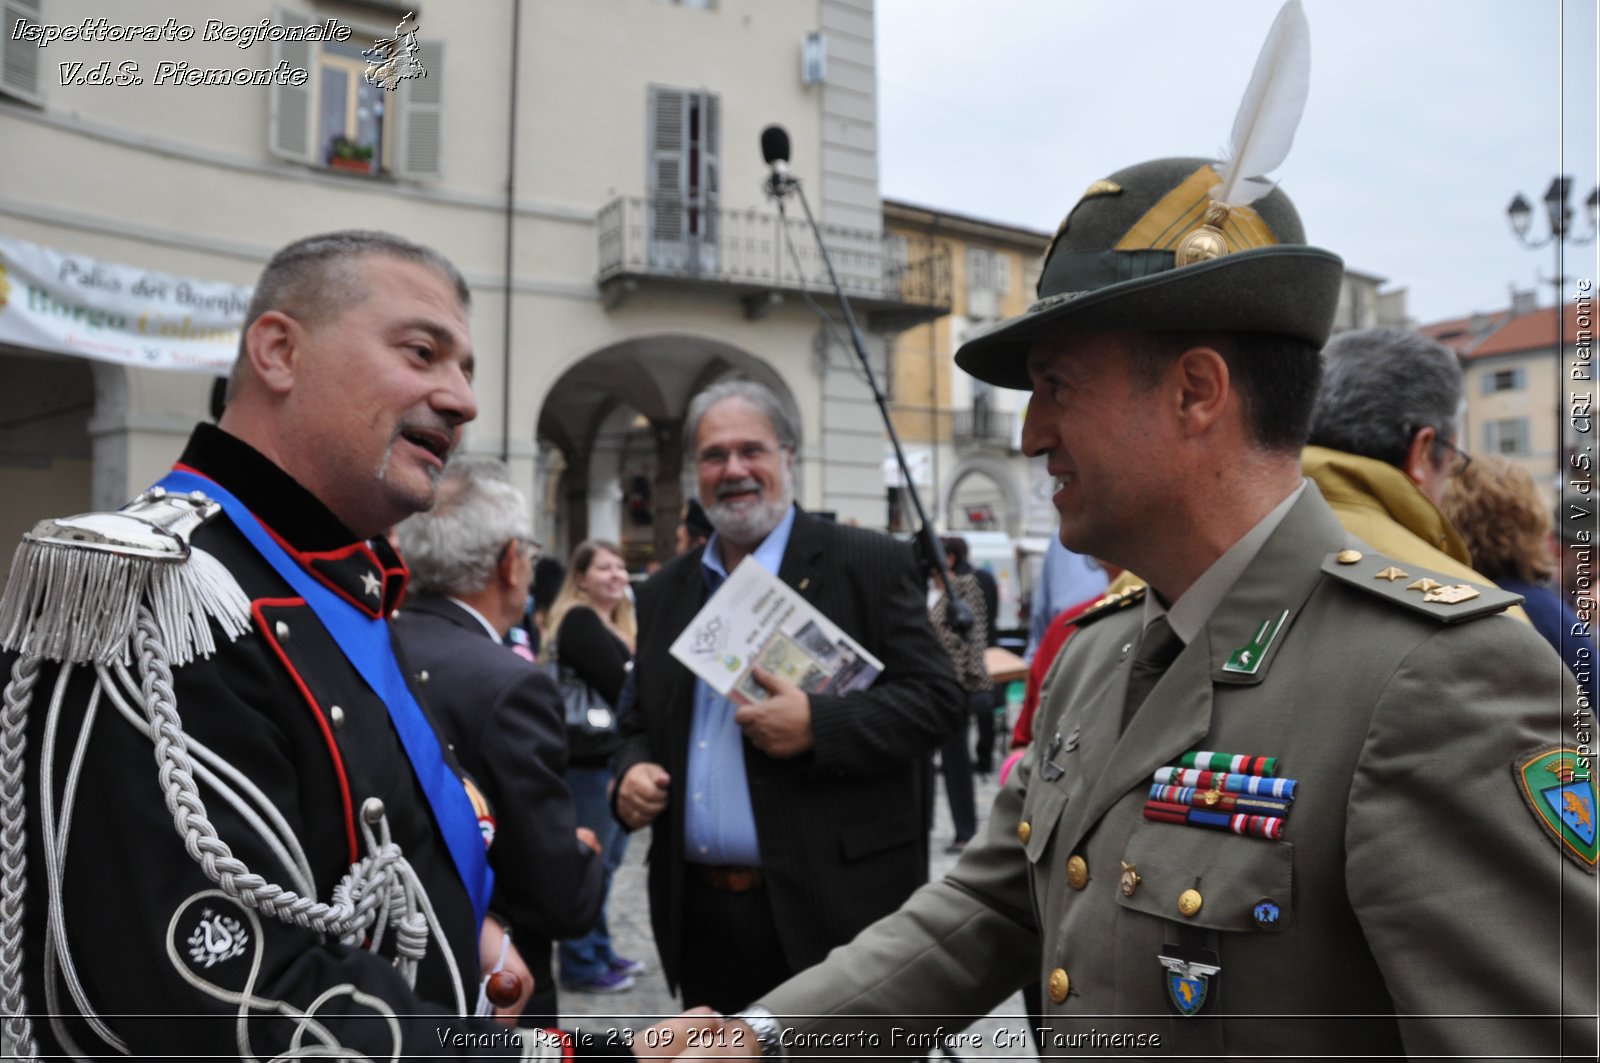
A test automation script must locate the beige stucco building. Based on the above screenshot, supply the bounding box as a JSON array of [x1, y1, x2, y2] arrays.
[[0, 0, 948, 578], [882, 199, 1051, 539], [1332, 267, 1411, 334]]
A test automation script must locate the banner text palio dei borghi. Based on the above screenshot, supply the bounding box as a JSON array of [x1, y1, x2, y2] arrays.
[[0, 235, 248, 373]]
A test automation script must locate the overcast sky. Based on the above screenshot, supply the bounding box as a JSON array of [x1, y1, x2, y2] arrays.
[[875, 0, 1598, 325]]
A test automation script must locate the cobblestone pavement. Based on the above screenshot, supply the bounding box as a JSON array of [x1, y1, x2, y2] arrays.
[[560, 755, 1042, 1060]]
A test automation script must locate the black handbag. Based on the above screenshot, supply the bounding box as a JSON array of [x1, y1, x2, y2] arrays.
[[543, 641, 619, 761]]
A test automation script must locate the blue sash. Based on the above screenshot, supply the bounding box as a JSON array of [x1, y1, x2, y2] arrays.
[[157, 469, 494, 928]]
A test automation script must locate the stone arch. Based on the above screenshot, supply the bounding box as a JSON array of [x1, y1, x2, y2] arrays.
[[944, 455, 1024, 537]]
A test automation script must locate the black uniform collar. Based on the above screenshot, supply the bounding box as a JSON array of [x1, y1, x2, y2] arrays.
[[176, 423, 409, 616]]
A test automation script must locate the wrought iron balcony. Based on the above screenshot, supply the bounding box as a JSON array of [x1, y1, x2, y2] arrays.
[[596, 196, 951, 326], [952, 407, 1017, 450]]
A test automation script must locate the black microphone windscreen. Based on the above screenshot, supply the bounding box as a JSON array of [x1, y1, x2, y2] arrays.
[[760, 125, 791, 166]]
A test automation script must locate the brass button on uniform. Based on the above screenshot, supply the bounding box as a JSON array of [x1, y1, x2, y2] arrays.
[[1017, 821, 1032, 844], [1047, 967, 1070, 1003], [1178, 888, 1204, 917], [1065, 855, 1089, 890], [1119, 862, 1141, 897], [329, 705, 346, 730], [1335, 548, 1363, 564]]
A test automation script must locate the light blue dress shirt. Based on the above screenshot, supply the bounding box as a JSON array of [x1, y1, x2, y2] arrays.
[[683, 504, 798, 866], [1026, 537, 1110, 660]]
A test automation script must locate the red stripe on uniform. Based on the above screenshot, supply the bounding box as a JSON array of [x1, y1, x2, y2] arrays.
[[253, 597, 358, 863]]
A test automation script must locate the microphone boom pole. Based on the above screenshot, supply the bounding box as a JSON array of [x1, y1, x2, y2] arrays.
[[761, 129, 971, 634]]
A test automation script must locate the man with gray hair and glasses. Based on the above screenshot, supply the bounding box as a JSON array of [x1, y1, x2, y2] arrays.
[[1303, 325, 1518, 601], [392, 457, 604, 1029], [613, 379, 964, 1014]]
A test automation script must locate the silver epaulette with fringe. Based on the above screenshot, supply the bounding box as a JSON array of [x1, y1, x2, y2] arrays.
[[0, 486, 250, 667], [1, 488, 464, 1060], [2, 486, 252, 1062]]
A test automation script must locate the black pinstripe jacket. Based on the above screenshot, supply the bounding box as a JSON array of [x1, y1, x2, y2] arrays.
[[613, 508, 964, 991]]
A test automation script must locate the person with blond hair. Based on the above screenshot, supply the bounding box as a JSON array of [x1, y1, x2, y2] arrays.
[[1442, 454, 1595, 703], [542, 539, 643, 994]]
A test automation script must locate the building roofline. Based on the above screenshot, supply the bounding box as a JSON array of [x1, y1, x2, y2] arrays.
[[1421, 301, 1585, 360], [882, 196, 1052, 246], [1342, 266, 1390, 284]]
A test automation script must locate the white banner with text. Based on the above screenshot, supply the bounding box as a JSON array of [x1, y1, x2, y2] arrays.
[[0, 235, 248, 373]]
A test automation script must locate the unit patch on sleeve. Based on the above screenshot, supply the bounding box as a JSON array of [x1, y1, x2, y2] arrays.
[[1514, 747, 1598, 872], [168, 891, 262, 995]]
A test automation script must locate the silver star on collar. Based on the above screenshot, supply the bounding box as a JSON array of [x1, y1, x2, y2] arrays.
[[360, 570, 382, 599]]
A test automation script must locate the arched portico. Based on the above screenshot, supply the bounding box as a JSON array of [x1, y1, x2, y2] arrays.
[[944, 455, 1024, 537]]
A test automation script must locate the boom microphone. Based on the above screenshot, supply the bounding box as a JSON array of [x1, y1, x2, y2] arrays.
[[760, 124, 791, 172], [755, 118, 969, 635]]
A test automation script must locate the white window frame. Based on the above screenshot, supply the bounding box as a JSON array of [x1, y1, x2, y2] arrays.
[[646, 85, 720, 272], [1481, 367, 1526, 395], [1483, 417, 1531, 456], [965, 249, 1011, 294], [269, 7, 442, 180]]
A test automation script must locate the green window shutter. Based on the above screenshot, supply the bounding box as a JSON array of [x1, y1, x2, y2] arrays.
[[395, 39, 443, 180], [649, 87, 687, 241], [648, 86, 687, 266], [268, 7, 315, 163], [701, 92, 720, 247], [0, 0, 44, 105]]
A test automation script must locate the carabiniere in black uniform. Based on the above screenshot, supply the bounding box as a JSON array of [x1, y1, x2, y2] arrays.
[[3, 424, 567, 1060]]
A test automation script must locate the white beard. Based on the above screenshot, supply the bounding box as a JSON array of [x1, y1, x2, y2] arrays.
[[706, 476, 792, 548]]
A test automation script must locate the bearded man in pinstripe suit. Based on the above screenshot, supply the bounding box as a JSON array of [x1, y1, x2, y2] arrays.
[[612, 380, 964, 1014]]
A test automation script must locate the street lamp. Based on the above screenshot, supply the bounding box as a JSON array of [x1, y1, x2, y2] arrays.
[[1504, 177, 1593, 480], [1506, 175, 1598, 282]]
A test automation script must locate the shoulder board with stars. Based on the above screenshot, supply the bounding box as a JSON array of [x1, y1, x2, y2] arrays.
[[1073, 585, 1148, 629], [1320, 548, 1522, 624]]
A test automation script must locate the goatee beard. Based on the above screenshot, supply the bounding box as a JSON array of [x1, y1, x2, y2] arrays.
[[707, 483, 790, 547]]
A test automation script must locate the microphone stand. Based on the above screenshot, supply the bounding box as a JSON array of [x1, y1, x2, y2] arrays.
[[764, 171, 972, 636]]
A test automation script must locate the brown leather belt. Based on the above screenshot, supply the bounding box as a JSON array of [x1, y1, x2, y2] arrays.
[[689, 864, 763, 894]]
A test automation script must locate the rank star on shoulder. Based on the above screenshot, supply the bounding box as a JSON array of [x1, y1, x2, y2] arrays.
[[361, 570, 382, 598], [1423, 583, 1480, 605]]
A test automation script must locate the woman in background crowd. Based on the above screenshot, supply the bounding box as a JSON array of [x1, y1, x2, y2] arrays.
[[544, 539, 643, 993], [1442, 453, 1596, 704], [927, 536, 990, 854]]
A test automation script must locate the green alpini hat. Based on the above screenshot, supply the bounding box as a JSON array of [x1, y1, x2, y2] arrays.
[[956, 2, 1344, 390]]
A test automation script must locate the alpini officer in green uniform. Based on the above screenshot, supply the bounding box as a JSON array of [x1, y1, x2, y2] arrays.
[[697, 4, 1596, 1059]]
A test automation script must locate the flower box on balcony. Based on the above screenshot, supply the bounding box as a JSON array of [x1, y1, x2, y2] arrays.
[[328, 156, 375, 175], [326, 135, 376, 175]]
